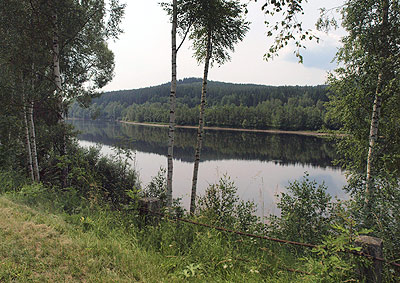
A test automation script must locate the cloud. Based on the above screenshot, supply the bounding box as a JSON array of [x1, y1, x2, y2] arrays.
[[281, 30, 342, 71]]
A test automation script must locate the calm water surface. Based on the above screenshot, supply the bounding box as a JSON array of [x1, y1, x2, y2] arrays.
[[70, 120, 347, 216]]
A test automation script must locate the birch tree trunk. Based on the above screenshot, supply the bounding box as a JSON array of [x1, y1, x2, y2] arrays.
[[52, 13, 62, 94], [365, 73, 383, 200], [166, 0, 178, 208], [22, 70, 39, 183], [52, 11, 68, 187], [22, 90, 34, 182], [28, 100, 40, 182], [365, 0, 389, 205], [190, 31, 212, 215]]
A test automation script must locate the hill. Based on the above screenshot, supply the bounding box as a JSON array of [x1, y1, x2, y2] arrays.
[[69, 78, 339, 131]]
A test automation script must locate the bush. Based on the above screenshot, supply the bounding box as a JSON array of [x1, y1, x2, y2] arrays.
[[346, 171, 400, 262], [300, 222, 367, 283], [41, 142, 140, 209], [196, 176, 260, 232], [268, 174, 334, 244], [0, 170, 27, 193], [140, 167, 167, 206]]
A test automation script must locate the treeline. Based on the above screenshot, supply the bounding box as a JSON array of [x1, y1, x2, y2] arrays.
[[69, 78, 339, 131]]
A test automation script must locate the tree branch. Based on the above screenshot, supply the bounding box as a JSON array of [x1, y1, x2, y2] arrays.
[[177, 21, 193, 53]]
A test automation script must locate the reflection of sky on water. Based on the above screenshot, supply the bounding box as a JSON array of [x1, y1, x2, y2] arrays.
[[79, 140, 347, 217]]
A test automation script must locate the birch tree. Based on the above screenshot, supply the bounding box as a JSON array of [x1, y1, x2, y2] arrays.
[[364, 0, 390, 204], [187, 0, 249, 214], [326, 0, 400, 207], [164, 0, 197, 207], [0, 0, 125, 183], [166, 0, 178, 208], [22, 83, 35, 182]]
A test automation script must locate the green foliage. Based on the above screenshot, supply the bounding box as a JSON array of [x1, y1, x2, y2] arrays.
[[260, 0, 319, 62], [0, 170, 27, 194], [185, 0, 249, 66], [268, 174, 334, 244], [141, 167, 168, 206], [182, 263, 204, 279], [326, 0, 400, 174], [36, 142, 139, 209], [197, 176, 259, 232], [6, 166, 399, 281], [69, 80, 333, 131], [300, 222, 365, 283], [345, 172, 400, 262], [0, 116, 24, 171], [12, 182, 85, 216], [0, 0, 125, 189]]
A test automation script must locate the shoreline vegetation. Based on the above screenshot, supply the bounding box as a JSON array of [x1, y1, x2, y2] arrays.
[[120, 120, 343, 137], [68, 79, 339, 132], [68, 117, 345, 137]]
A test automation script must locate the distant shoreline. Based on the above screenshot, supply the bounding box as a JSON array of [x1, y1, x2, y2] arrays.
[[120, 120, 342, 137]]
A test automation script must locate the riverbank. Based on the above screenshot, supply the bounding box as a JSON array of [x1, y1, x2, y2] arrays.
[[120, 120, 343, 137]]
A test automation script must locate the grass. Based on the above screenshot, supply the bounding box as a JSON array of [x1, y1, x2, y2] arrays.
[[0, 192, 306, 282], [0, 195, 172, 282]]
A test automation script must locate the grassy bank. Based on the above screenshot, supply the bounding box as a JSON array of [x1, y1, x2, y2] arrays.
[[0, 178, 370, 283], [0, 189, 300, 282], [0, 195, 171, 282]]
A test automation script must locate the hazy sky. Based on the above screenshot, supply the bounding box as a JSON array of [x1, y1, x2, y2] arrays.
[[103, 0, 346, 91]]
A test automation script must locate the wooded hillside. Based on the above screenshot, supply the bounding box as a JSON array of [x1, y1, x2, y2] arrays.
[[69, 78, 337, 131]]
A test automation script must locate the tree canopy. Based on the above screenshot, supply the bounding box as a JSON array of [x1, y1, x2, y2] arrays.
[[0, 0, 125, 184]]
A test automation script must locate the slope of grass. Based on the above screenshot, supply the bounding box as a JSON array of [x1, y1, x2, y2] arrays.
[[0, 192, 302, 282], [0, 195, 172, 282]]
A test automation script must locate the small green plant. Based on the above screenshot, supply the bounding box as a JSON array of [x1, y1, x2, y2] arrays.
[[182, 263, 203, 279], [141, 167, 167, 206]]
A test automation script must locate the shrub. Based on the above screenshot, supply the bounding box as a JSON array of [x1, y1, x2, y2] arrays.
[[47, 142, 140, 208], [268, 174, 334, 244], [196, 176, 259, 232], [0, 170, 27, 193], [346, 171, 400, 262]]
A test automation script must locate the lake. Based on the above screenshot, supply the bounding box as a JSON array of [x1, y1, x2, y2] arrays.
[[69, 119, 347, 217]]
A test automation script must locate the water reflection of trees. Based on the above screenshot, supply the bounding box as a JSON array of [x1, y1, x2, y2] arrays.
[[69, 120, 339, 168]]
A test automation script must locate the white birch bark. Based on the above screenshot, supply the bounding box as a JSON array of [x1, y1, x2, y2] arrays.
[[190, 31, 212, 215], [22, 88, 34, 182], [28, 100, 40, 182], [166, 0, 178, 208], [52, 11, 68, 187], [365, 0, 389, 204], [52, 13, 62, 95], [365, 73, 383, 199]]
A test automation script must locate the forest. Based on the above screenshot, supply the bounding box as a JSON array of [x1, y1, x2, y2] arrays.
[[69, 78, 334, 131]]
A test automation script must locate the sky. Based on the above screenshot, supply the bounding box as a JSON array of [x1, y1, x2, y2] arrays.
[[103, 0, 346, 91]]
